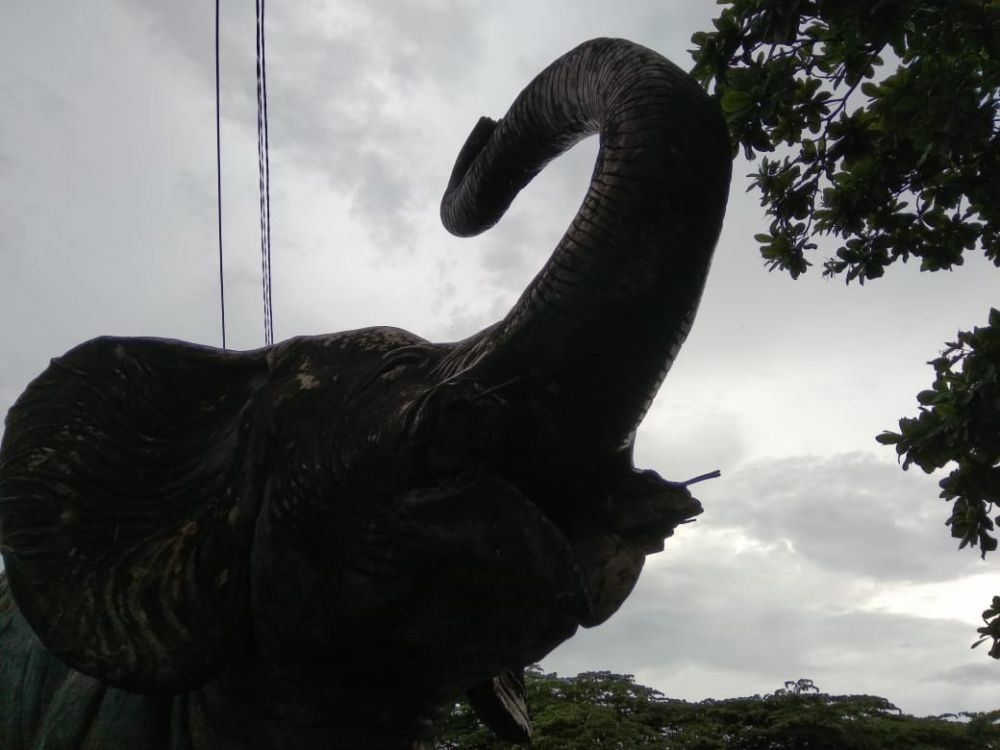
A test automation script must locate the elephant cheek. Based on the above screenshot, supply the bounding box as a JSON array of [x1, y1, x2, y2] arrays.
[[570, 531, 646, 627]]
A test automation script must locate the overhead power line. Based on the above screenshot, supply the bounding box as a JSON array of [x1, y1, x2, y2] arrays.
[[256, 0, 274, 347], [215, 0, 227, 349], [215, 1, 275, 349]]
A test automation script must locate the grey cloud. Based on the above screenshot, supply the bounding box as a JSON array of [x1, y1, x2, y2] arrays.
[[545, 452, 996, 713], [552, 594, 974, 691], [174, 169, 217, 227], [927, 662, 1000, 686], [544, 516, 995, 713], [634, 401, 748, 481], [702, 454, 978, 583], [117, 0, 486, 252]]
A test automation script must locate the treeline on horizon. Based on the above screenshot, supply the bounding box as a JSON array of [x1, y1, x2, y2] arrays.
[[436, 667, 1000, 749]]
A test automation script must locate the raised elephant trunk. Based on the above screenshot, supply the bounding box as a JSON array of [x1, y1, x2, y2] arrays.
[[441, 38, 731, 461], [0, 38, 731, 749]]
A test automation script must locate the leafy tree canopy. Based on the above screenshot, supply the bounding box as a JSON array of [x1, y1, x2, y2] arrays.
[[690, 0, 1000, 281], [689, 0, 1000, 655], [435, 668, 1000, 749]]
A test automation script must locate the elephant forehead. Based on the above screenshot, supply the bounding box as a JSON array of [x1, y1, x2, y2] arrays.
[[261, 327, 439, 434], [268, 327, 428, 366], [265, 328, 428, 384]]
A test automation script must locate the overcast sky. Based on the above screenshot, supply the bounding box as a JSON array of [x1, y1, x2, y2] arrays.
[[2, 0, 998, 718]]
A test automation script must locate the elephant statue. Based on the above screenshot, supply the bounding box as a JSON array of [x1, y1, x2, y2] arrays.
[[0, 37, 730, 748]]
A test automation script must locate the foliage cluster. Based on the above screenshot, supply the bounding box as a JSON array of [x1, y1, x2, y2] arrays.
[[436, 669, 1000, 749], [877, 309, 1000, 656], [690, 0, 1000, 282]]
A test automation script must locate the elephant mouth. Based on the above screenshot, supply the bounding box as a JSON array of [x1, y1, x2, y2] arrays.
[[398, 464, 701, 638], [400, 379, 703, 628], [538, 467, 703, 628]]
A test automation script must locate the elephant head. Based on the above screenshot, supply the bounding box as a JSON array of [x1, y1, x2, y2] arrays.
[[0, 38, 730, 743]]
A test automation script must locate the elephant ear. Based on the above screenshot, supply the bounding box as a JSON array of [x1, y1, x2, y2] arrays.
[[0, 336, 268, 693]]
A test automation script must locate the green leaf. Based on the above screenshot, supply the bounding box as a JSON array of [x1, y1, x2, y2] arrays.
[[916, 389, 940, 405], [721, 89, 754, 113]]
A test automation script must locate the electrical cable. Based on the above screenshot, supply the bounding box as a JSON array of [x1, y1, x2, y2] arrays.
[[215, 0, 227, 349], [256, 0, 274, 347]]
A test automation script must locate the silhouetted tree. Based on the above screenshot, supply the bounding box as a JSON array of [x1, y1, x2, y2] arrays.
[[436, 668, 1000, 748]]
